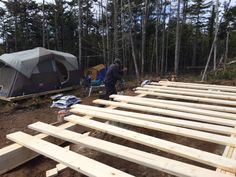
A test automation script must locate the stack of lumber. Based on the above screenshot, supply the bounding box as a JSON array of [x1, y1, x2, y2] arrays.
[[1, 80, 236, 177]]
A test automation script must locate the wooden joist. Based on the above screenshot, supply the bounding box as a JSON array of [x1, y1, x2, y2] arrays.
[[93, 99, 236, 126], [64, 115, 236, 173], [0, 93, 147, 175], [144, 85, 236, 97], [28, 122, 232, 177], [45, 146, 70, 177], [157, 81, 236, 90], [110, 95, 236, 120], [110, 94, 236, 114], [71, 107, 236, 146], [3, 81, 236, 177], [72, 104, 236, 135], [6, 85, 80, 102], [137, 87, 236, 102], [152, 81, 236, 93], [6, 132, 134, 177], [135, 90, 236, 107], [0, 122, 76, 175]]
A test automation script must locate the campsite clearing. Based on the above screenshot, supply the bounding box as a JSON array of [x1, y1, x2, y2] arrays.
[[1, 80, 236, 177]]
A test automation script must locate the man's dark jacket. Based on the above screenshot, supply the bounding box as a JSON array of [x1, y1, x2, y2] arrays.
[[103, 63, 123, 96]]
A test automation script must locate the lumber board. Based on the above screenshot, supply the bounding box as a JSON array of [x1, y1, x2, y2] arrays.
[[111, 95, 236, 120], [0, 122, 76, 175], [0, 96, 11, 102], [137, 87, 236, 101], [45, 146, 70, 177], [8, 86, 80, 102], [0, 93, 146, 175], [93, 99, 236, 126], [65, 115, 236, 173], [29, 122, 235, 177], [158, 81, 236, 90], [152, 81, 236, 93], [46, 168, 58, 177], [46, 164, 67, 177], [7, 132, 134, 177], [70, 107, 236, 146], [71, 104, 236, 135], [135, 90, 236, 107], [218, 128, 236, 176], [110, 94, 236, 114], [145, 85, 236, 97]]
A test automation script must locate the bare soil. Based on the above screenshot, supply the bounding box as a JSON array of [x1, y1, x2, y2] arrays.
[[0, 79, 230, 177]]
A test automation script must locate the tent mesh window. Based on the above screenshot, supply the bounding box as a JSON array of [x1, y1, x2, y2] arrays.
[[55, 61, 68, 83], [0, 66, 17, 97]]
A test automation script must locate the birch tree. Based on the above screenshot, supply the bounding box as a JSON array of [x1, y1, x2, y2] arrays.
[[141, 0, 149, 75]]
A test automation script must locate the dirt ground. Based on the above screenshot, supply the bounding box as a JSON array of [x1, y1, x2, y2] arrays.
[[0, 78, 231, 177]]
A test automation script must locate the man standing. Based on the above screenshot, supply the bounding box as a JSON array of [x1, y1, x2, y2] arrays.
[[103, 58, 126, 99]]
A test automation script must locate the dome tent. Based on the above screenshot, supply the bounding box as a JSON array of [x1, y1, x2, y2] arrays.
[[0, 47, 80, 97]]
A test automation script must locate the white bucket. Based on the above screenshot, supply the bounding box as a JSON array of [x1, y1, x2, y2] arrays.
[[57, 110, 68, 123]]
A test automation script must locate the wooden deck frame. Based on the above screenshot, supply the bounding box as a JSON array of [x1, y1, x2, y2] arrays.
[[71, 104, 236, 135], [144, 84, 236, 96], [137, 87, 236, 102], [93, 99, 236, 126], [152, 81, 236, 92], [70, 108, 236, 146], [110, 94, 236, 114], [110, 95, 236, 120], [2, 81, 236, 177], [135, 90, 236, 107], [7, 132, 134, 177], [27, 122, 234, 177], [0, 93, 146, 175]]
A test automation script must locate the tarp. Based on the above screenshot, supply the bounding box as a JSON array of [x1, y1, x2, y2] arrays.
[[0, 47, 78, 78], [87, 64, 106, 80]]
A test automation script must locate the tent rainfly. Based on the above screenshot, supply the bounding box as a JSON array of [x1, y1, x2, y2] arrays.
[[0, 47, 80, 97]]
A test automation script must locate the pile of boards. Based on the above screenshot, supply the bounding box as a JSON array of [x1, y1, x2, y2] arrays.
[[1, 80, 236, 177]]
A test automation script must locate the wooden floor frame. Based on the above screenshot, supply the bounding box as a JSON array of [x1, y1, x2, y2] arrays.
[[2, 80, 236, 177]]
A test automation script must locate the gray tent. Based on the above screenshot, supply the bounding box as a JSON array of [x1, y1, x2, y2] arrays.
[[0, 47, 80, 97]]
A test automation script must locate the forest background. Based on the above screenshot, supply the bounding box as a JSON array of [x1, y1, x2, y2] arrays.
[[0, 0, 236, 80]]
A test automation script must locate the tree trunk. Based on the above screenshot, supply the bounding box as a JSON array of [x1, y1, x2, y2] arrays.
[[78, 0, 82, 69], [120, 0, 126, 68], [224, 31, 229, 69], [161, 1, 166, 75], [201, 0, 220, 81], [14, 0, 18, 51], [155, 0, 160, 74], [42, 0, 45, 48], [141, 0, 149, 76], [106, 0, 110, 64], [101, 1, 106, 65], [113, 0, 119, 59], [165, 18, 170, 73], [174, 0, 181, 74], [213, 1, 219, 71], [128, 0, 140, 81]]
